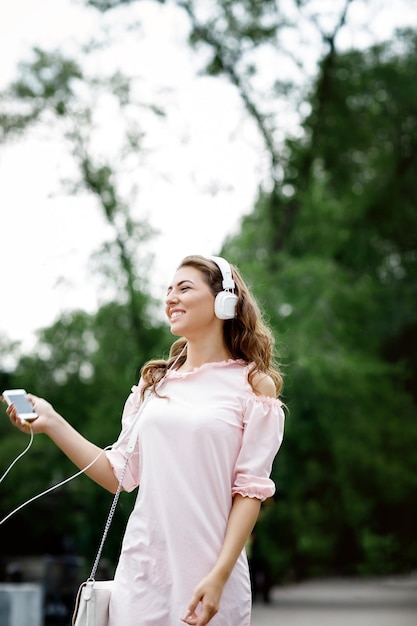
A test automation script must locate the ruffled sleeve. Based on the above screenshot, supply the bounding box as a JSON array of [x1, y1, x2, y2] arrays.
[[105, 381, 143, 492], [232, 395, 285, 501]]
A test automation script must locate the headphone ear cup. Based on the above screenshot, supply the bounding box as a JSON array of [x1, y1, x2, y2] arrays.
[[214, 291, 238, 320]]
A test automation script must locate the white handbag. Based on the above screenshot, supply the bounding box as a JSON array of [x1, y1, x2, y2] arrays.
[[72, 579, 114, 626]]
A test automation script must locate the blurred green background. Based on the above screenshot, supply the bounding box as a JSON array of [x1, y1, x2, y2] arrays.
[[1, 0, 416, 599]]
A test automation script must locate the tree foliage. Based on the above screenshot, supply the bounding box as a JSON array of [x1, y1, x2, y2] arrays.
[[224, 27, 417, 579], [1, 0, 416, 587]]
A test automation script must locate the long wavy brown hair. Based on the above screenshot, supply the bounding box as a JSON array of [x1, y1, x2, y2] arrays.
[[140, 255, 283, 399]]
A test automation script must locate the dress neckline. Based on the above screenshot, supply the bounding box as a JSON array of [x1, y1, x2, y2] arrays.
[[167, 358, 246, 379]]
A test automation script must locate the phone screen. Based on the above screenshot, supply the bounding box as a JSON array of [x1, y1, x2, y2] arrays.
[[5, 392, 37, 417]]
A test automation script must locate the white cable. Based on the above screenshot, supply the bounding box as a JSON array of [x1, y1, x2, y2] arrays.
[[0, 424, 35, 484], [0, 445, 113, 526], [0, 345, 187, 526]]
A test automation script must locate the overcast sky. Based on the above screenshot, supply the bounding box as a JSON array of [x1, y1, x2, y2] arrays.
[[0, 0, 262, 350], [1, 0, 416, 352]]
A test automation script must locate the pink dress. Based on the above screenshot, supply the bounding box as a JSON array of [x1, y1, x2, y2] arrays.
[[105, 360, 285, 626]]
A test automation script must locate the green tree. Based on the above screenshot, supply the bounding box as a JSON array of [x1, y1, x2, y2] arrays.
[[2, 0, 417, 585], [0, 46, 162, 349], [224, 28, 417, 580]]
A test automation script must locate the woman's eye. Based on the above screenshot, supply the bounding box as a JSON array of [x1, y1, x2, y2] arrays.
[[181, 286, 190, 292]]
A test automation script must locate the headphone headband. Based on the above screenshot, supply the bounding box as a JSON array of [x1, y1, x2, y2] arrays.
[[209, 256, 235, 292]]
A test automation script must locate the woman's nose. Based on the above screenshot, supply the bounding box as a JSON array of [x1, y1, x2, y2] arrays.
[[165, 291, 179, 305]]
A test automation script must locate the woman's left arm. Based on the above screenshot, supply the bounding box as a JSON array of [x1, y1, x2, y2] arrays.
[[181, 494, 261, 626]]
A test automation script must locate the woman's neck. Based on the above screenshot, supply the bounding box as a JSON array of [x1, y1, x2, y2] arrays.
[[180, 340, 232, 372]]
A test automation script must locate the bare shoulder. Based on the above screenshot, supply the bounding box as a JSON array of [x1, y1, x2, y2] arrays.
[[251, 371, 277, 398]]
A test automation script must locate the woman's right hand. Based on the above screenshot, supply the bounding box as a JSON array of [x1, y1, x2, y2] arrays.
[[4, 393, 59, 435], [2, 392, 118, 493]]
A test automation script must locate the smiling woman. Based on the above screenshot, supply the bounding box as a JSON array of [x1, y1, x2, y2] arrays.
[[6, 253, 285, 626]]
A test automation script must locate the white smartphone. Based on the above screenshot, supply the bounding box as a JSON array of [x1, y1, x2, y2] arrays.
[[2, 389, 38, 421]]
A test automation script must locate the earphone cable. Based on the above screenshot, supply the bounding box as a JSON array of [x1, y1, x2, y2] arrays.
[[0, 445, 113, 526], [0, 344, 188, 526], [0, 424, 35, 484]]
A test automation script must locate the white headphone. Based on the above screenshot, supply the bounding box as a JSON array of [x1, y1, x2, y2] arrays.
[[209, 256, 238, 320]]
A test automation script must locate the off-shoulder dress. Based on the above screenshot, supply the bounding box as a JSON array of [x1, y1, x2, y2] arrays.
[[105, 359, 285, 626]]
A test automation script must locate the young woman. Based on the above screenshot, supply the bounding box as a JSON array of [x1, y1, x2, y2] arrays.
[[6, 254, 285, 626]]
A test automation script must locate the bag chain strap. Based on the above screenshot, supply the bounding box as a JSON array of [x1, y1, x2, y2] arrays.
[[87, 456, 129, 582], [87, 391, 152, 582]]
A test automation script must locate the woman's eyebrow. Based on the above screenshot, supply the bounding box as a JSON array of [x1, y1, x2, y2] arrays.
[[166, 279, 195, 293]]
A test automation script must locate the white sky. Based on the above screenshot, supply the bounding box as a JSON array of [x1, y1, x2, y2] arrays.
[[0, 0, 416, 351], [0, 0, 262, 350]]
